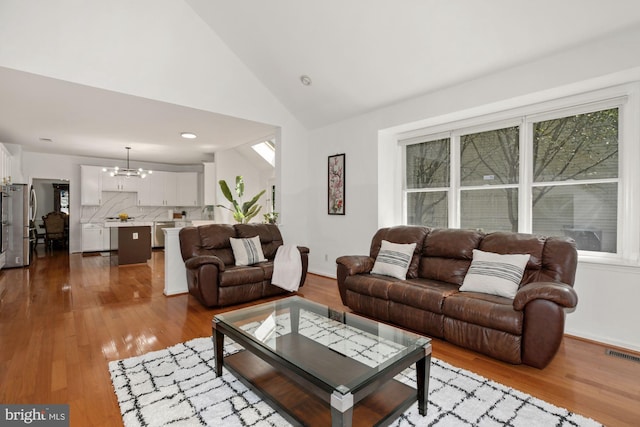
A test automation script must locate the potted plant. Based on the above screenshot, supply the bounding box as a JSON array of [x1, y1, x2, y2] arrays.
[[263, 211, 279, 224], [217, 176, 266, 224]]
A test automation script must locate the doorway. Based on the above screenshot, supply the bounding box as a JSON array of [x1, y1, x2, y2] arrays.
[[32, 178, 70, 250]]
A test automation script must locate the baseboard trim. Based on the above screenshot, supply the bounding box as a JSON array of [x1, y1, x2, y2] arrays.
[[564, 333, 640, 355]]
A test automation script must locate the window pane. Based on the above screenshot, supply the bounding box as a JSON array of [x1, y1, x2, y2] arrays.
[[407, 191, 448, 227], [461, 126, 519, 186], [533, 108, 618, 182], [460, 188, 518, 232], [532, 183, 617, 253], [406, 138, 450, 189]]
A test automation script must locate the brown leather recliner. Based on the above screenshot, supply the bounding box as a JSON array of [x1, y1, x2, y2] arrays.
[[179, 223, 309, 307], [336, 226, 578, 369]]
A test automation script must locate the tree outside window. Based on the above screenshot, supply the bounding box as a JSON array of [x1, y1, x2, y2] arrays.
[[405, 138, 449, 228], [532, 108, 618, 252], [404, 107, 619, 253]]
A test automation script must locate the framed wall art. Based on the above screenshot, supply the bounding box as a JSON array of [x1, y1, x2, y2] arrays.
[[328, 153, 345, 215]]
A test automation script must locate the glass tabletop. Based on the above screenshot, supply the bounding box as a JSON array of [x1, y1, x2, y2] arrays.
[[214, 296, 430, 393]]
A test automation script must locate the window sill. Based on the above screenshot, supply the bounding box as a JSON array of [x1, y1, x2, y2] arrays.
[[577, 254, 640, 273]]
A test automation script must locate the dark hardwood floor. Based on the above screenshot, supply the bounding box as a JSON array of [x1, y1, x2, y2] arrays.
[[0, 246, 638, 426]]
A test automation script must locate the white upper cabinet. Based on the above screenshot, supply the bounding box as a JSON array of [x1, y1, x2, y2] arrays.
[[164, 172, 178, 206], [81, 165, 200, 207], [176, 172, 198, 206], [0, 144, 12, 184], [102, 174, 141, 192], [80, 165, 103, 205], [137, 172, 163, 206], [138, 171, 177, 206]]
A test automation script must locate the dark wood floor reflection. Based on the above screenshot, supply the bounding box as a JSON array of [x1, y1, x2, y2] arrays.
[[0, 246, 638, 426]]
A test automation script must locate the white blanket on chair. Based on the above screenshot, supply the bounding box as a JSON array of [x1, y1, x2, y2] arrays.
[[272, 245, 302, 292]]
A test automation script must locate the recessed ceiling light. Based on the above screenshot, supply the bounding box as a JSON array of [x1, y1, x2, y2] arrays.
[[300, 75, 312, 86], [181, 132, 197, 139]]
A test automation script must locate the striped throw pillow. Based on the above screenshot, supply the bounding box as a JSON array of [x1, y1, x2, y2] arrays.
[[230, 236, 267, 266], [370, 240, 417, 280], [460, 249, 530, 299]]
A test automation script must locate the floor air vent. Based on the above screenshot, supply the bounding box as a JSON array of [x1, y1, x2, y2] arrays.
[[605, 348, 640, 363]]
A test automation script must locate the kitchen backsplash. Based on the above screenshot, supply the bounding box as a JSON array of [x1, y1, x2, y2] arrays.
[[81, 192, 204, 222]]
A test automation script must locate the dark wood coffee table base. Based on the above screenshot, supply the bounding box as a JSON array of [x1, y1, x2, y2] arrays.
[[225, 350, 417, 427]]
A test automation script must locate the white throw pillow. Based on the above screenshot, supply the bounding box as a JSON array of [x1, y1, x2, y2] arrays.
[[460, 249, 530, 299], [229, 236, 267, 266], [370, 240, 417, 280]]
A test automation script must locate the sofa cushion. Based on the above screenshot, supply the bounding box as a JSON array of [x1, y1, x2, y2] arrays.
[[422, 228, 483, 259], [419, 228, 483, 285], [388, 279, 459, 313], [369, 226, 428, 279], [419, 258, 472, 287], [479, 232, 545, 279], [235, 223, 283, 259], [230, 236, 267, 266], [442, 291, 523, 335], [196, 224, 237, 265], [344, 274, 402, 300], [460, 249, 530, 298], [219, 265, 265, 287], [371, 240, 416, 279]]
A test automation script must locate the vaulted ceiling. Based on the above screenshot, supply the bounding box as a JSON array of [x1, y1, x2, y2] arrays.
[[1, 1, 640, 165], [190, 0, 640, 128]]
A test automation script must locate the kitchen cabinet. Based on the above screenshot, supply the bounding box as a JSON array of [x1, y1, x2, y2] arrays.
[[138, 171, 177, 206], [0, 144, 12, 184], [176, 172, 198, 206], [80, 165, 103, 205], [81, 165, 199, 208], [82, 223, 107, 252], [102, 174, 141, 192], [163, 172, 178, 206]]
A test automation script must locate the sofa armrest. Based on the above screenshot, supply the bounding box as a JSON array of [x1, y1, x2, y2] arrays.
[[513, 282, 578, 311], [297, 246, 310, 255], [184, 255, 226, 272], [335, 255, 374, 305], [336, 255, 374, 276]]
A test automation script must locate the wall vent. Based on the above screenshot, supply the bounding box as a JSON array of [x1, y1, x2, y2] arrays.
[[605, 348, 640, 363]]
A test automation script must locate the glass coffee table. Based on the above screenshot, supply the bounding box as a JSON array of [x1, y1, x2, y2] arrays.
[[213, 296, 431, 427]]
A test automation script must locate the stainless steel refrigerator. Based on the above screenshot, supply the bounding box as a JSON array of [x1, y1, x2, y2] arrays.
[[2, 183, 30, 268]]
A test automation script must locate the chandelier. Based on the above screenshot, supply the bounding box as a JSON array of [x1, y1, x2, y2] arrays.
[[102, 147, 152, 178]]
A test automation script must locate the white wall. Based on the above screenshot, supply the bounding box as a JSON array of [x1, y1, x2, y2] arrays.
[[307, 26, 640, 351], [0, 0, 310, 246]]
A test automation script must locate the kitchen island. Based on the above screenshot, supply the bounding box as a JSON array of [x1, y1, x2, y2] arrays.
[[104, 221, 152, 265]]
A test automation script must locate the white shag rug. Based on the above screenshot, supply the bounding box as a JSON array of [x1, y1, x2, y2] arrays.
[[109, 337, 601, 427]]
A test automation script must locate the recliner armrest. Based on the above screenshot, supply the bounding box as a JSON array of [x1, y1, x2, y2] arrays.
[[336, 255, 374, 276], [513, 282, 578, 311], [184, 255, 226, 272], [297, 246, 310, 255]]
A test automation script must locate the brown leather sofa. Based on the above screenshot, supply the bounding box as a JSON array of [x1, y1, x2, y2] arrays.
[[179, 223, 309, 307], [336, 226, 578, 368]]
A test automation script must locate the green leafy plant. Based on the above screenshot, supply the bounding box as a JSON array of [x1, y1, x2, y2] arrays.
[[263, 211, 279, 224], [217, 176, 266, 223]]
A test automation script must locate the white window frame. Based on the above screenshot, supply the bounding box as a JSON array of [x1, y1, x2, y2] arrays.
[[399, 84, 640, 266]]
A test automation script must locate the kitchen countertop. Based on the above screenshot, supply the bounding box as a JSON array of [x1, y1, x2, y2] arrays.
[[103, 221, 153, 228]]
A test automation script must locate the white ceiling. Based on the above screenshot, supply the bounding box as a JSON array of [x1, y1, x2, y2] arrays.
[[191, 0, 640, 128], [2, 1, 640, 165], [0, 67, 277, 165]]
